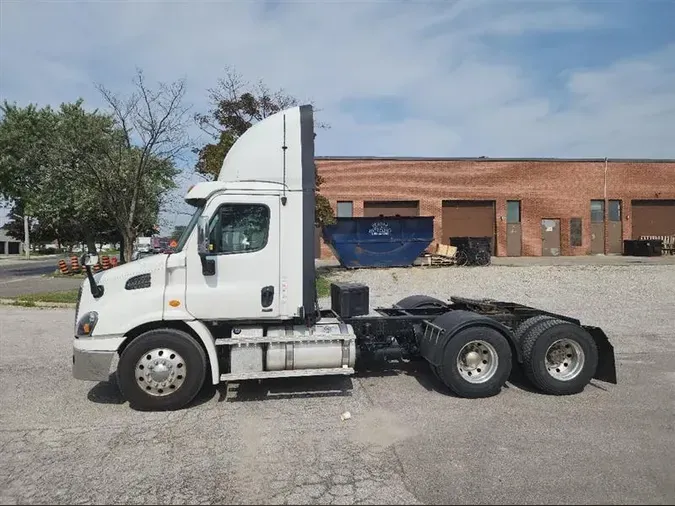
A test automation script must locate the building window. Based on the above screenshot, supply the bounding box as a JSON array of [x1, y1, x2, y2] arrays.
[[506, 201, 521, 223], [609, 200, 621, 222], [570, 217, 582, 247], [591, 200, 605, 223], [336, 201, 353, 218]]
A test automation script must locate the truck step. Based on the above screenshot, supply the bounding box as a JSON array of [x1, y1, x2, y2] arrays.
[[220, 367, 355, 382], [215, 335, 356, 346]]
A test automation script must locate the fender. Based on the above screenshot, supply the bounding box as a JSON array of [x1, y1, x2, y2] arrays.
[[184, 320, 220, 385], [419, 310, 521, 366]]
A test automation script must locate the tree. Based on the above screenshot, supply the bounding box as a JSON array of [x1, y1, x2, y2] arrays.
[[2, 200, 59, 247], [193, 67, 335, 226], [0, 101, 109, 252], [93, 69, 191, 262], [0, 102, 57, 202], [0, 69, 189, 264]]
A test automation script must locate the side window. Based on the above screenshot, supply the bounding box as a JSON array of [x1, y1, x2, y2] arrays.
[[209, 204, 270, 254]]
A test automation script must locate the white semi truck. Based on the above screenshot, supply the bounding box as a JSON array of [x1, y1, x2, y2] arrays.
[[72, 105, 617, 411]]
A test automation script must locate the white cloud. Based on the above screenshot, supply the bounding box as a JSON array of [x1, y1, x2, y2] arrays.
[[0, 0, 673, 228]]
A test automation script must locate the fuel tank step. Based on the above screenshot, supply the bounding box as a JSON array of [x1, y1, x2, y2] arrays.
[[215, 335, 355, 345], [220, 367, 355, 382]]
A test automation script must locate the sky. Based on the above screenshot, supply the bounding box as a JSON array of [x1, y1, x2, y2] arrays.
[[1, 0, 674, 231]]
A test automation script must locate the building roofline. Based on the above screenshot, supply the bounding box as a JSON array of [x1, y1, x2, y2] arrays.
[[315, 156, 675, 163]]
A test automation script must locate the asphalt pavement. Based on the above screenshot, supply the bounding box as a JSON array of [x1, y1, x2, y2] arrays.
[[0, 257, 59, 279], [0, 257, 82, 297], [1, 301, 673, 504]]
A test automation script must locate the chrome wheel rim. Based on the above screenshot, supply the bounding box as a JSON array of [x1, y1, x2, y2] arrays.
[[456, 340, 499, 383], [135, 348, 186, 396], [545, 339, 584, 381]]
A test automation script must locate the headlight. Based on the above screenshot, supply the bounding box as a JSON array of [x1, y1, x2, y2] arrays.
[[76, 311, 99, 337]]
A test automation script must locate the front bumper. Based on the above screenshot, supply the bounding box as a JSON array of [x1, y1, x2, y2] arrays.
[[72, 346, 115, 382]]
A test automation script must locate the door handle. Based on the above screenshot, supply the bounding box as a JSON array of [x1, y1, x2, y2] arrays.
[[261, 286, 274, 309]]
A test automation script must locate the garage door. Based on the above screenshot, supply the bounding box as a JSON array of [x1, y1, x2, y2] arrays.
[[442, 200, 496, 254], [631, 200, 675, 239], [8, 242, 20, 254], [363, 200, 420, 218]]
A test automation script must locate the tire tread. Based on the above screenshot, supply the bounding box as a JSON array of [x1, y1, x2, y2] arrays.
[[521, 318, 597, 395]]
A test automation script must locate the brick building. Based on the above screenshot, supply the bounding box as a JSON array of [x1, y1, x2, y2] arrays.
[[315, 157, 675, 259]]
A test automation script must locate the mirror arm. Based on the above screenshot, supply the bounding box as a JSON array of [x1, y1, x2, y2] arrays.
[[80, 253, 104, 298]]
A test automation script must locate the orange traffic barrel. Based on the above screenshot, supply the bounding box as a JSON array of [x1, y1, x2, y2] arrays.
[[110, 256, 118, 268], [101, 255, 111, 270], [70, 255, 81, 273], [58, 259, 69, 275]]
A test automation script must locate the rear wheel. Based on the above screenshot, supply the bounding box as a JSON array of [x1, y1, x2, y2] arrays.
[[117, 328, 207, 411], [520, 319, 598, 395], [514, 315, 556, 344], [436, 326, 512, 398]]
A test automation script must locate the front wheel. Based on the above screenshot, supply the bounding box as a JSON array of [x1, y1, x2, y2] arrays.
[[117, 328, 207, 411], [436, 326, 512, 398]]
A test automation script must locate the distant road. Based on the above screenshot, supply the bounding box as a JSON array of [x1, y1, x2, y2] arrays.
[[0, 258, 58, 280], [0, 257, 82, 297]]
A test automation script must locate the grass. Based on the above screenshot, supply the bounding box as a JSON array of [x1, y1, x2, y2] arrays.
[[11, 278, 333, 305], [45, 269, 86, 278], [12, 289, 80, 305], [316, 275, 332, 298]]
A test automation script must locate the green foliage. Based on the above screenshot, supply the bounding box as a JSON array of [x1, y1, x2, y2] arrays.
[[0, 70, 190, 262], [315, 275, 332, 298], [0, 102, 57, 202], [13, 289, 80, 304], [193, 67, 335, 226]]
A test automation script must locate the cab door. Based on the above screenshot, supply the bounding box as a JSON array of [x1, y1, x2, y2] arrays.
[[185, 194, 280, 320]]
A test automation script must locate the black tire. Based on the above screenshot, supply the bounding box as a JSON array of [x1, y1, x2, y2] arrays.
[[514, 315, 556, 344], [455, 250, 469, 266], [117, 328, 207, 411], [395, 295, 447, 310], [521, 319, 598, 395], [475, 250, 491, 266], [436, 326, 512, 398]]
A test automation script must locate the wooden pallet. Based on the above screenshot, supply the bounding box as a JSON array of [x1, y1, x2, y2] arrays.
[[420, 254, 455, 267]]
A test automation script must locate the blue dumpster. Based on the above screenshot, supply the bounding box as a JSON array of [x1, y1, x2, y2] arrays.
[[322, 216, 434, 268]]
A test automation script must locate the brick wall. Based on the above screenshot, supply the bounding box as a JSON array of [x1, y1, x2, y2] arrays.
[[315, 158, 675, 259]]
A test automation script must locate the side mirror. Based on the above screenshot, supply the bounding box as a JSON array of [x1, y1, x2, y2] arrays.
[[81, 253, 99, 267], [196, 215, 215, 276], [197, 215, 209, 256]]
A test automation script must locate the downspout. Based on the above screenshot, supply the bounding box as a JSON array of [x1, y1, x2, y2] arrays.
[[604, 157, 608, 254]]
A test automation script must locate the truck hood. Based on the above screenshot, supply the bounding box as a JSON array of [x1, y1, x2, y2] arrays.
[[77, 253, 171, 336], [93, 253, 169, 285]]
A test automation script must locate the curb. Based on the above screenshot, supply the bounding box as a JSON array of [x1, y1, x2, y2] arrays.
[[0, 298, 76, 309]]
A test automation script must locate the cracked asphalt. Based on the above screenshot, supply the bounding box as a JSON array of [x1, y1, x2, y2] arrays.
[[1, 266, 675, 504]]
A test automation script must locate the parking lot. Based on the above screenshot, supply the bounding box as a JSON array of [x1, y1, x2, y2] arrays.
[[1, 263, 674, 504]]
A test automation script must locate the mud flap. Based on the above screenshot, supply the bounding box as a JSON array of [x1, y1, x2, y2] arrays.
[[584, 325, 617, 384]]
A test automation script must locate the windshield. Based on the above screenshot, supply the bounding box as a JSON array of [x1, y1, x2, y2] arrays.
[[174, 201, 205, 252]]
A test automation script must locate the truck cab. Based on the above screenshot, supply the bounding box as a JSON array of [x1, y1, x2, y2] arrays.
[[72, 105, 357, 410]]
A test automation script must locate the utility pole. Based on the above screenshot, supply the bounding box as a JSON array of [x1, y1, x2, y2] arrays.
[[23, 214, 30, 259]]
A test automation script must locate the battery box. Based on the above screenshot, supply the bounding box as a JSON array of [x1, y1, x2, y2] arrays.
[[330, 282, 369, 318]]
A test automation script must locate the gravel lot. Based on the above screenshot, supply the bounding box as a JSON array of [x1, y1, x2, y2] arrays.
[[1, 264, 674, 505]]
